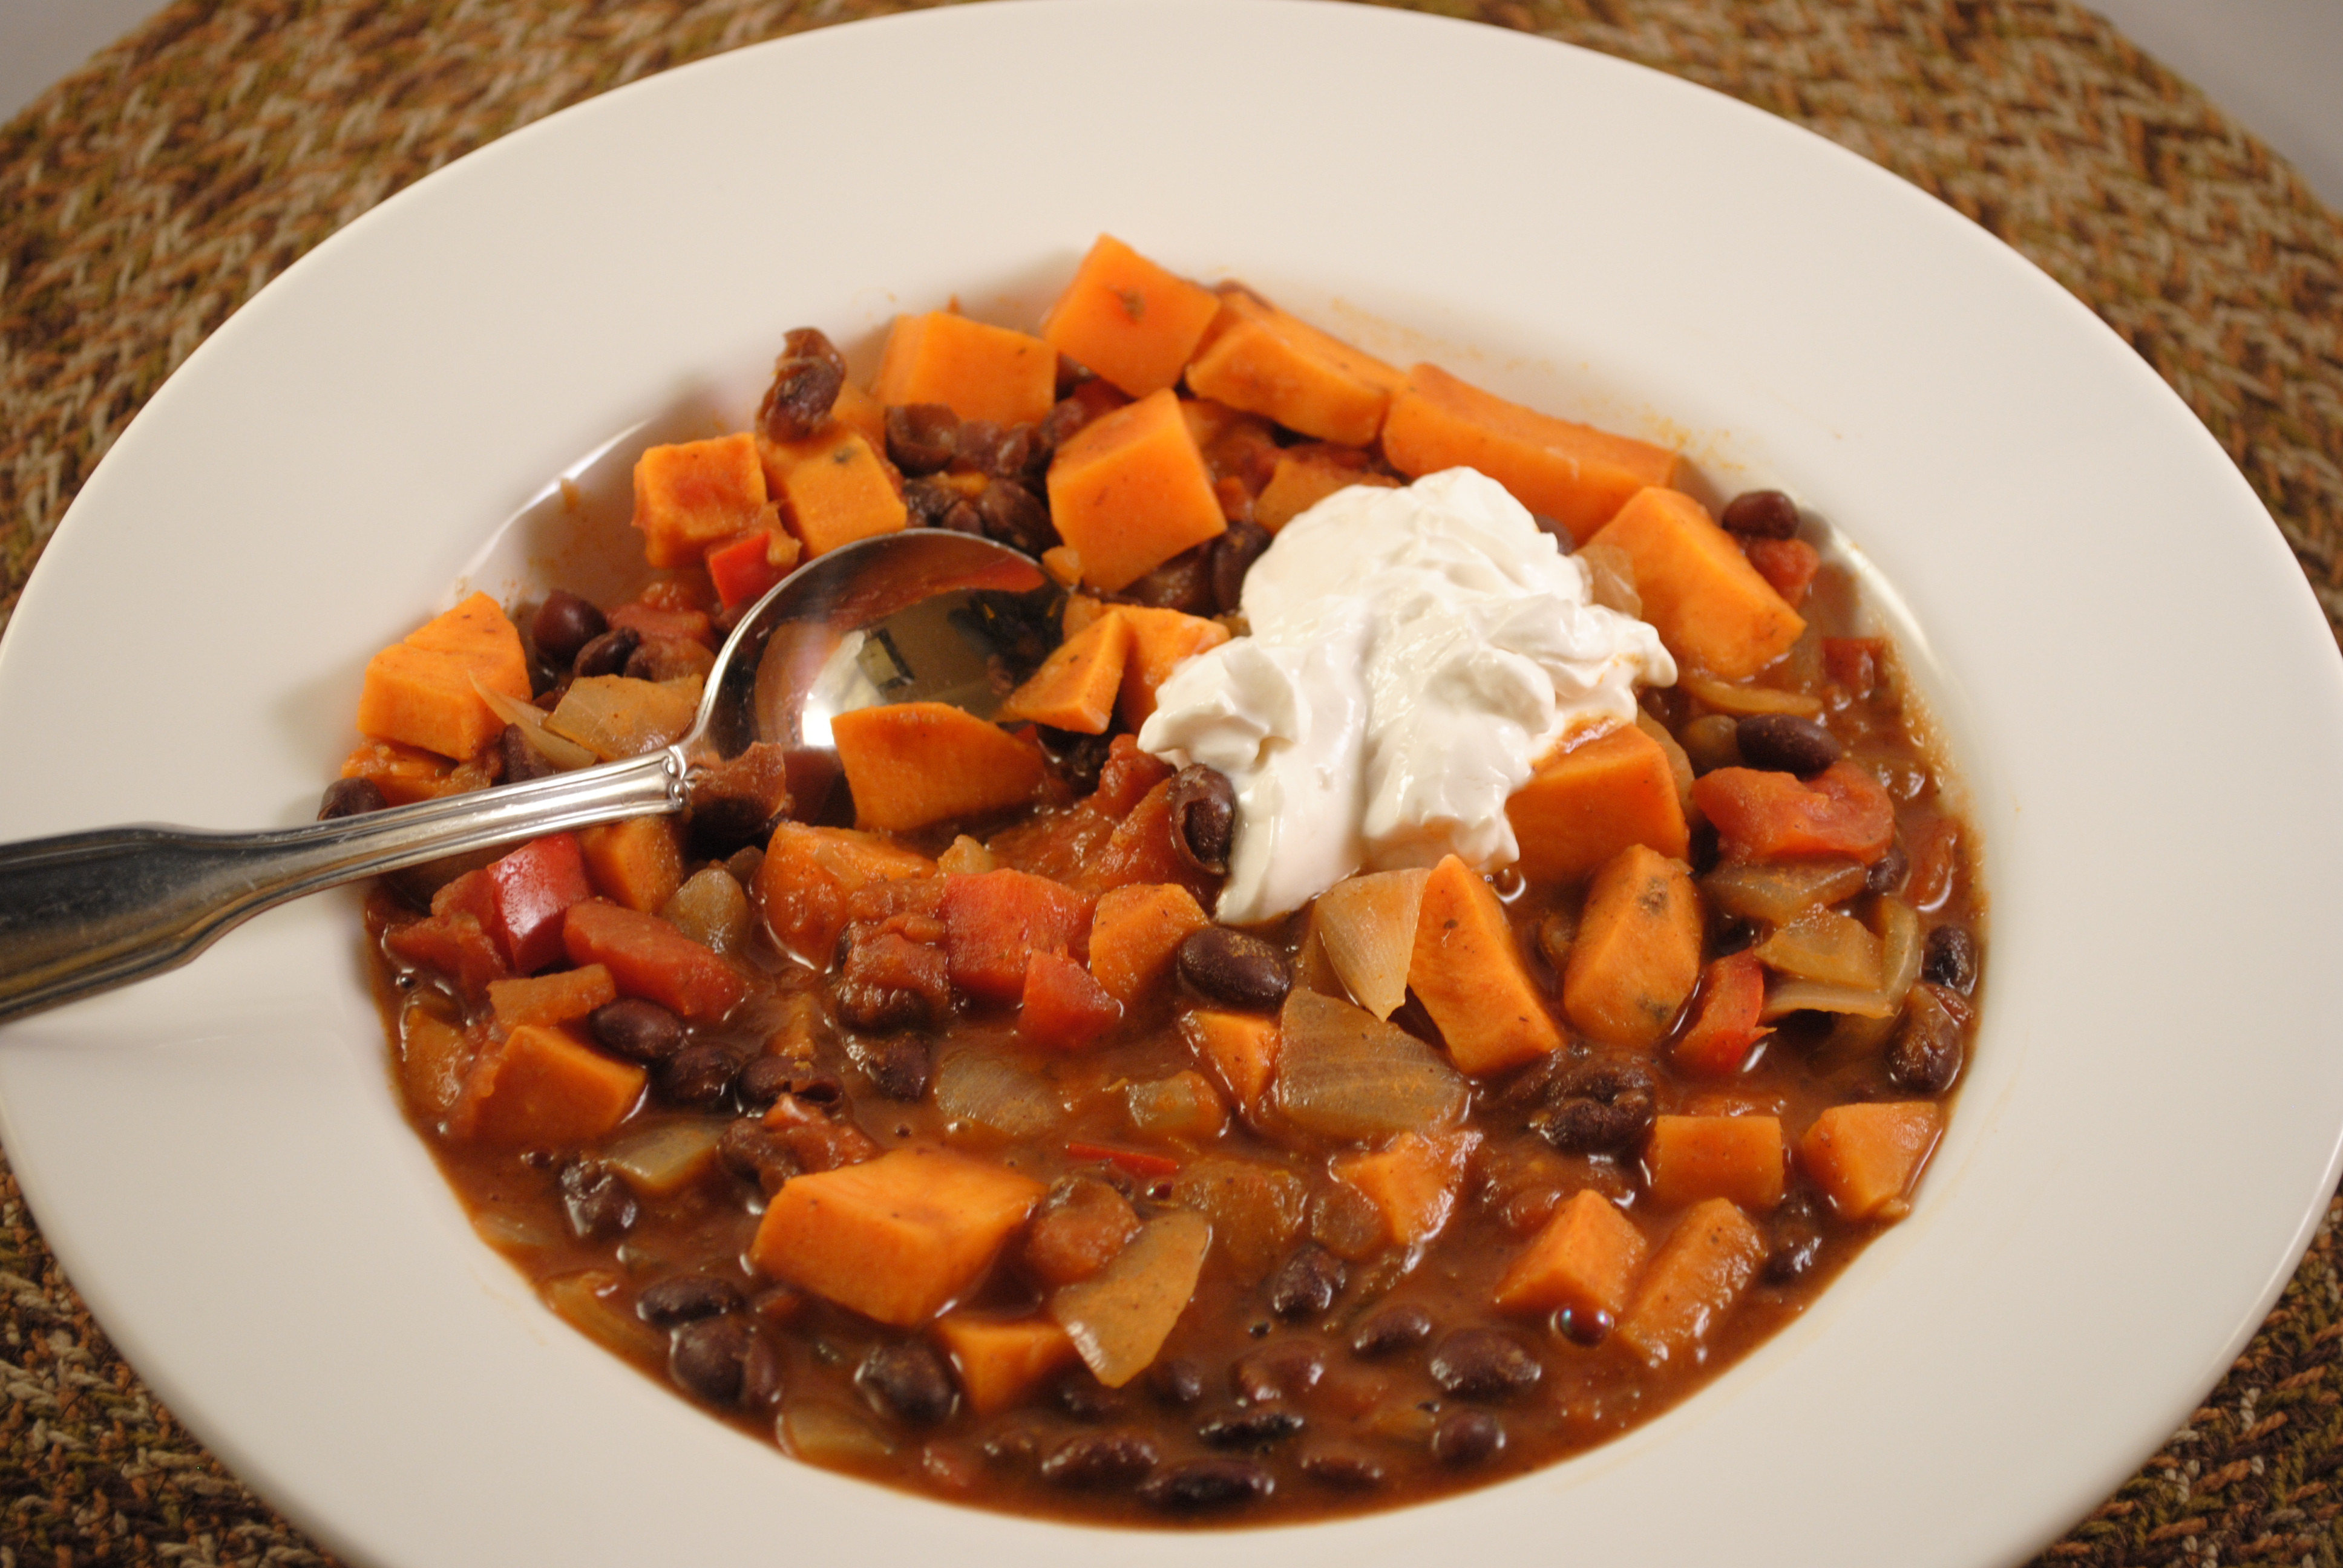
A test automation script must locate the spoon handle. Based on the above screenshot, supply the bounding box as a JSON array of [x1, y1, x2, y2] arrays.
[[0, 750, 686, 1025]]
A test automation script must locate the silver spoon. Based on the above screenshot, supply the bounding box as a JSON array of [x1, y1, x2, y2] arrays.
[[0, 530, 1051, 1024]]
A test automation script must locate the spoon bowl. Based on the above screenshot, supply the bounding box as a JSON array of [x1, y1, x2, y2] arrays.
[[0, 528, 1049, 1024]]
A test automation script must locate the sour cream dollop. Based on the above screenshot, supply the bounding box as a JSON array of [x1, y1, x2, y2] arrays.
[[1136, 468, 1677, 925]]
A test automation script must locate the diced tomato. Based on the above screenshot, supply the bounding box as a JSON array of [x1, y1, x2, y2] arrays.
[[940, 870, 1096, 1005], [706, 529, 796, 615], [1065, 1140, 1181, 1179], [384, 912, 508, 1000], [482, 834, 593, 973], [1691, 763, 1896, 865], [1823, 636, 1884, 693], [562, 900, 746, 1021], [1742, 536, 1820, 608], [1076, 777, 1213, 902], [1018, 952, 1123, 1050], [430, 867, 499, 926], [1905, 817, 1962, 912], [1092, 734, 1175, 816], [637, 578, 709, 615], [1671, 951, 1772, 1076], [608, 599, 714, 647]]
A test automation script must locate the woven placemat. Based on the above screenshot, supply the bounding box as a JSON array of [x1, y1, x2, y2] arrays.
[[4, 2, 2341, 1563]]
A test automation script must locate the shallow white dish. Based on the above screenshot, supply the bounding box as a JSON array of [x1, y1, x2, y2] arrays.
[[2, 2, 2339, 1564]]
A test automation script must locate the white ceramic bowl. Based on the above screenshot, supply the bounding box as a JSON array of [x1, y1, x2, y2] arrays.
[[4, 4, 2341, 1565]]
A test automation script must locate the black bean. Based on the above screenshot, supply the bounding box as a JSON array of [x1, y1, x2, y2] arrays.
[[557, 1160, 636, 1238], [1529, 513, 1574, 549], [1231, 1342, 1324, 1403], [588, 998, 684, 1063], [1430, 1410, 1506, 1466], [1123, 546, 1215, 615], [1178, 927, 1291, 1011], [859, 1036, 932, 1101], [1211, 521, 1273, 614], [531, 590, 607, 664], [1266, 1244, 1345, 1320], [1053, 1370, 1126, 1423], [1039, 727, 1113, 795], [981, 1425, 1044, 1469], [658, 1042, 741, 1109], [759, 329, 845, 443], [856, 1341, 957, 1426], [1711, 916, 1761, 957], [1040, 1430, 1160, 1489], [670, 1315, 758, 1406], [735, 1055, 802, 1112], [975, 479, 1055, 556], [318, 777, 386, 820], [637, 1273, 746, 1328], [1350, 1304, 1435, 1359], [939, 497, 985, 535], [1149, 1357, 1205, 1406], [1530, 1056, 1656, 1156], [1300, 1447, 1386, 1490], [1198, 1408, 1304, 1449], [1165, 766, 1236, 876], [1552, 1306, 1613, 1347], [1428, 1329, 1542, 1400], [498, 724, 559, 784], [962, 421, 1045, 485], [716, 1119, 796, 1195], [1922, 924, 1981, 993], [886, 403, 961, 475], [738, 1333, 784, 1409], [1887, 989, 1964, 1095], [1764, 1192, 1827, 1285], [1735, 714, 1841, 777], [1139, 1458, 1274, 1511], [572, 626, 640, 679], [1866, 841, 1910, 897], [1721, 489, 1801, 539]]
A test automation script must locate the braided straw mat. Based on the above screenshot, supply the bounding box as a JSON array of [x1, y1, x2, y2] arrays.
[[4, 0, 2343, 1563]]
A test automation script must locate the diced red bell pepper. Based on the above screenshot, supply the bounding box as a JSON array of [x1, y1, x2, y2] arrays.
[[608, 599, 714, 647], [483, 834, 593, 973], [1823, 636, 1884, 693], [1065, 1140, 1181, 1179], [940, 869, 1095, 1005], [1691, 762, 1896, 865], [1018, 952, 1123, 1050], [562, 900, 746, 1021], [705, 529, 796, 615], [384, 912, 508, 1001], [1742, 536, 1820, 608], [1671, 951, 1772, 1077]]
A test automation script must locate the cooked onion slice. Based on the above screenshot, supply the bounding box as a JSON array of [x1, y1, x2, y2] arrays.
[[546, 675, 703, 761], [601, 1120, 725, 1197], [1679, 674, 1823, 718], [1050, 1209, 1212, 1388], [1315, 867, 1432, 1019], [1273, 988, 1467, 1140], [1755, 907, 1884, 989], [1761, 897, 1922, 1022], [933, 1053, 1063, 1142], [471, 676, 598, 771], [1703, 860, 1868, 926]]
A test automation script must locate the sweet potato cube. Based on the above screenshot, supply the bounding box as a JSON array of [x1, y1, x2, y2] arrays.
[[1113, 606, 1231, 730], [831, 702, 1046, 832], [561, 900, 746, 1022], [1253, 444, 1398, 532], [1047, 390, 1227, 593], [398, 1007, 479, 1119], [749, 1146, 1046, 1326], [1041, 235, 1221, 398], [1087, 883, 1210, 1009], [1584, 487, 1804, 678], [1181, 1008, 1279, 1112], [1380, 364, 1677, 543], [1645, 1115, 1786, 1210], [941, 869, 1096, 1005], [1493, 1189, 1650, 1319], [997, 611, 1133, 735], [1019, 952, 1123, 1050], [1562, 844, 1703, 1047], [756, 823, 938, 965], [355, 592, 532, 761], [1507, 722, 1691, 886], [488, 964, 617, 1031], [1408, 855, 1564, 1076], [873, 311, 1057, 427], [1330, 1130, 1481, 1249], [935, 1315, 1079, 1416], [341, 739, 457, 805], [1800, 1101, 1942, 1220], [1615, 1197, 1766, 1367], [1182, 285, 1401, 445], [763, 423, 908, 558], [458, 1023, 644, 1148], [631, 433, 769, 569], [577, 816, 684, 913], [828, 379, 889, 452]]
